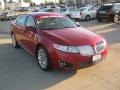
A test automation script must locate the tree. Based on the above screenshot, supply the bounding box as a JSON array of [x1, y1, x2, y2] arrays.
[[3, 0, 7, 3], [8, 0, 13, 3], [45, 0, 48, 5], [59, 0, 66, 4], [23, 0, 32, 3]]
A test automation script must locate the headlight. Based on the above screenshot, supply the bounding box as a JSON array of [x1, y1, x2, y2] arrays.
[[53, 44, 79, 53], [103, 39, 107, 46], [95, 39, 107, 53], [53, 44, 94, 56]]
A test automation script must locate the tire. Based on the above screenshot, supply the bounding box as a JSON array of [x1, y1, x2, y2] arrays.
[[9, 17, 12, 20], [11, 34, 20, 48], [1, 19, 4, 21], [97, 18, 102, 22], [66, 14, 71, 18], [37, 46, 52, 71], [85, 15, 90, 21], [113, 14, 119, 23]]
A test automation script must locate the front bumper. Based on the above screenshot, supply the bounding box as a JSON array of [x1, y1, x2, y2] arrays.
[[71, 15, 84, 20], [96, 14, 113, 20], [54, 46, 108, 70]]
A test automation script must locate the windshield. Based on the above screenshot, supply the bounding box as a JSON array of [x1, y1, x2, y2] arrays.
[[36, 17, 77, 30], [39, 8, 48, 12], [60, 8, 67, 12], [99, 6, 113, 10], [44, 9, 54, 12], [77, 7, 87, 11]]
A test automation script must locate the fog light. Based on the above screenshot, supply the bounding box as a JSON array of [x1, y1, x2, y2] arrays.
[[59, 60, 72, 68]]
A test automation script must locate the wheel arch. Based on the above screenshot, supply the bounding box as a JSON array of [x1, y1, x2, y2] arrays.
[[35, 43, 53, 70], [35, 43, 46, 57], [85, 14, 91, 20]]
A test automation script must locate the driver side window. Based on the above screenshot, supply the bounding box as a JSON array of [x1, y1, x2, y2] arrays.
[[16, 15, 27, 26], [89, 7, 94, 11], [25, 16, 36, 27]]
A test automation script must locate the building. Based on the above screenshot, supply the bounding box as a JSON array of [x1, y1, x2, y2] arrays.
[[67, 0, 120, 7], [0, 0, 5, 9]]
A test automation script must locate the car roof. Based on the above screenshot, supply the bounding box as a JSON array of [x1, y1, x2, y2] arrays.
[[25, 12, 64, 18], [103, 3, 113, 6], [79, 6, 92, 9]]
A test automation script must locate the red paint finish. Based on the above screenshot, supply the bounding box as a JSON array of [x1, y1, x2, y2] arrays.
[[11, 12, 108, 69]]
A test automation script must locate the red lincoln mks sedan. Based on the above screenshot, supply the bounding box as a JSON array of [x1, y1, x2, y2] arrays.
[[11, 12, 108, 71]]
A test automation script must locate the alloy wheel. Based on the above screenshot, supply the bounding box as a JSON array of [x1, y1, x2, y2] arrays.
[[11, 34, 16, 47], [38, 48, 48, 69], [114, 14, 119, 23]]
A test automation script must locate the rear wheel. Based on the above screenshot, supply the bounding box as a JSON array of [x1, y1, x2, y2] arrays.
[[85, 15, 90, 21], [11, 34, 20, 48], [37, 46, 52, 71], [9, 16, 12, 20], [66, 14, 71, 18], [97, 18, 102, 22], [113, 14, 119, 23]]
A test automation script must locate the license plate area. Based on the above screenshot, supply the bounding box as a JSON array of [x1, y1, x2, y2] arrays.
[[92, 54, 102, 62]]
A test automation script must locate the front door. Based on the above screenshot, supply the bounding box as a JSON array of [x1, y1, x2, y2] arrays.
[[24, 16, 37, 54]]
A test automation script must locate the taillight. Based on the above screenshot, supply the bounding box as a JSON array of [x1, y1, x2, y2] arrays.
[[80, 12, 82, 15]]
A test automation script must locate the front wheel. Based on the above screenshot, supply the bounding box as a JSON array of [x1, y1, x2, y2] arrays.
[[11, 34, 20, 48], [37, 46, 52, 71], [113, 14, 119, 23]]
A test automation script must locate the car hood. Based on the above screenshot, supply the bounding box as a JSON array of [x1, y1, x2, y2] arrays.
[[39, 27, 102, 46]]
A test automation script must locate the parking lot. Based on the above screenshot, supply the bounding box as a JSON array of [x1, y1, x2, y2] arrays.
[[0, 20, 120, 90]]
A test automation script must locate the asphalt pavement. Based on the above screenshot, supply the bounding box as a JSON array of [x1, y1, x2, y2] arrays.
[[0, 20, 120, 90]]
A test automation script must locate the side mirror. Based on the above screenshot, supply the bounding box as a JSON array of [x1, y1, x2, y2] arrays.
[[75, 22, 80, 27], [25, 26, 36, 32]]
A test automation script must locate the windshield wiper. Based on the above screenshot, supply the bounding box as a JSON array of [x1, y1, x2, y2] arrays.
[[63, 27, 75, 28], [42, 28, 63, 30]]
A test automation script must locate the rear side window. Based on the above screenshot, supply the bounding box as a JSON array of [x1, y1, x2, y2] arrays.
[[99, 6, 113, 10], [16, 15, 27, 26], [114, 4, 120, 11], [88, 7, 95, 11], [45, 9, 54, 12], [78, 7, 86, 11], [60, 8, 67, 12], [69, 8, 75, 11]]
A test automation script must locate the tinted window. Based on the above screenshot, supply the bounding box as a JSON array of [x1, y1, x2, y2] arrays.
[[78, 7, 87, 11], [99, 6, 113, 10], [25, 16, 35, 27], [89, 7, 94, 11], [16, 15, 27, 26], [36, 17, 77, 30], [69, 8, 75, 11], [60, 8, 67, 12], [114, 4, 120, 11], [45, 9, 54, 12]]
